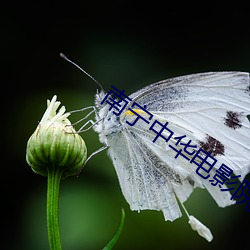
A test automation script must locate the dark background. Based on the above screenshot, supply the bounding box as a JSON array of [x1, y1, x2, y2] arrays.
[[2, 1, 250, 249]]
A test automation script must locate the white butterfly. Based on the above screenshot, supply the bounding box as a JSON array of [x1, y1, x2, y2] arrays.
[[89, 72, 250, 241], [60, 53, 250, 242]]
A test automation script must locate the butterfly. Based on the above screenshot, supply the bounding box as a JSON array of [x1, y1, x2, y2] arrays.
[[91, 72, 250, 241], [61, 55, 250, 241]]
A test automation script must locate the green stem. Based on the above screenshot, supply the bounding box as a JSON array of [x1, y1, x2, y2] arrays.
[[47, 165, 63, 250]]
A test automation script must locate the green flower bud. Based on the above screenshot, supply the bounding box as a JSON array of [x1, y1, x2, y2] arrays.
[[26, 95, 87, 178]]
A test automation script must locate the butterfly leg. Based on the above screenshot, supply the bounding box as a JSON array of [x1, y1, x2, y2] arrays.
[[70, 106, 96, 126], [77, 145, 108, 176], [68, 106, 102, 132], [77, 118, 104, 133]]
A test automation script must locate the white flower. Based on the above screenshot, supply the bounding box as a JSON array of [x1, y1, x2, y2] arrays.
[[26, 95, 87, 178], [180, 201, 213, 242], [188, 215, 213, 242]]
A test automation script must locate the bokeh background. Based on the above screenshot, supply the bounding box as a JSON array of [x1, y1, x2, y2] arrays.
[[2, 2, 250, 250]]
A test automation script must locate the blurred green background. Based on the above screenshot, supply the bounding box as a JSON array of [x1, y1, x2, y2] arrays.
[[2, 2, 250, 250]]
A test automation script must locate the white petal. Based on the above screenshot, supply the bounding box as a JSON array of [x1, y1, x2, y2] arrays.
[[40, 95, 71, 125], [188, 215, 213, 242]]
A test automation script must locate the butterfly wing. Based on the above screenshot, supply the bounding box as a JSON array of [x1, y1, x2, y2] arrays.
[[127, 72, 250, 178], [99, 72, 250, 221], [107, 128, 183, 221]]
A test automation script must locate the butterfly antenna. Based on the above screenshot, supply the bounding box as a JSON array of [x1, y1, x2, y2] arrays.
[[60, 53, 104, 91]]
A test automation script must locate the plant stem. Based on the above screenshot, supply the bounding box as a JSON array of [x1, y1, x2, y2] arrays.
[[47, 165, 63, 250]]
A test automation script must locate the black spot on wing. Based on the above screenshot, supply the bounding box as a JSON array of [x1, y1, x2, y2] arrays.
[[224, 111, 243, 130], [186, 177, 195, 187], [198, 135, 225, 157], [246, 84, 250, 95]]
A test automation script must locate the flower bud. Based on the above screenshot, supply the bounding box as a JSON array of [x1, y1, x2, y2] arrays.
[[26, 95, 87, 178]]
